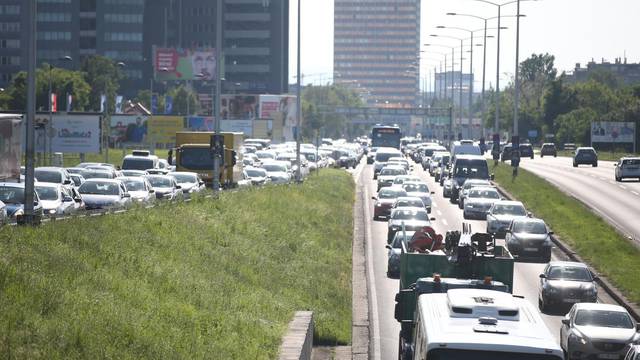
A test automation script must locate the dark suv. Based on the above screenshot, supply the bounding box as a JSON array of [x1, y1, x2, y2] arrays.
[[573, 147, 598, 167], [519, 144, 534, 159], [540, 143, 557, 157]]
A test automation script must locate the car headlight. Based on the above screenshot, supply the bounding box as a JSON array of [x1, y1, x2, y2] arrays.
[[375, 203, 382, 207], [543, 285, 558, 294], [569, 332, 588, 345], [49, 209, 56, 214], [466, 204, 474, 208], [14, 209, 24, 217]]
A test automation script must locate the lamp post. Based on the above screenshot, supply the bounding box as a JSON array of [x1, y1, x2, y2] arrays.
[[23, 0, 37, 225], [47, 55, 72, 164], [103, 61, 126, 163], [295, 0, 302, 182]]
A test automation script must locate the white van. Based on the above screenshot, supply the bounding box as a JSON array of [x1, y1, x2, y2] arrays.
[[373, 147, 402, 179]]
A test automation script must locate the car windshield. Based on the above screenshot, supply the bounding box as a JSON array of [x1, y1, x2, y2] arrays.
[[263, 164, 287, 172], [79, 182, 120, 196], [379, 189, 406, 199], [34, 170, 62, 183], [513, 221, 547, 234], [622, 159, 640, 166], [171, 173, 197, 183], [492, 204, 526, 216], [394, 177, 419, 184], [403, 183, 429, 193], [66, 168, 84, 174], [380, 168, 405, 176], [35, 186, 59, 201], [147, 177, 173, 187], [0, 186, 25, 204], [391, 210, 429, 221], [82, 171, 114, 179], [578, 149, 595, 155], [396, 200, 423, 208], [574, 310, 634, 329], [256, 152, 275, 159], [303, 153, 316, 162], [376, 152, 401, 162], [547, 266, 592, 281], [122, 158, 155, 171], [454, 162, 489, 179], [468, 189, 500, 199], [246, 169, 267, 177], [427, 349, 562, 360], [123, 180, 146, 192]]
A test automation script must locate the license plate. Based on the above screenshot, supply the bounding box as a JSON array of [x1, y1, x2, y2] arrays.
[[524, 247, 538, 252], [563, 298, 580, 303], [598, 354, 620, 359]]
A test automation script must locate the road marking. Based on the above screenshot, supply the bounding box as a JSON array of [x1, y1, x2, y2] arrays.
[[362, 185, 382, 360], [609, 181, 616, 185], [632, 191, 639, 196], [431, 201, 438, 208], [619, 185, 627, 190], [442, 218, 449, 226], [436, 210, 442, 216]]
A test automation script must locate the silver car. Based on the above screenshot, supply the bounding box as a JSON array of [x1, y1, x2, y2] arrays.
[[386, 231, 416, 278], [119, 176, 156, 205], [462, 187, 501, 219], [486, 200, 528, 238], [78, 179, 132, 210], [506, 218, 553, 262], [561, 303, 640, 360], [401, 182, 434, 213], [539, 261, 597, 312], [35, 182, 78, 216], [458, 179, 493, 209], [615, 157, 640, 182]]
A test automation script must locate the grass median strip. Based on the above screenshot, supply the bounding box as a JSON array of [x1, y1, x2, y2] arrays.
[[0, 169, 353, 359], [492, 163, 640, 305]]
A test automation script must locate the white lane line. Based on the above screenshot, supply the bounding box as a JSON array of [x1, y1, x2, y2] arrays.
[[632, 191, 640, 196], [442, 218, 449, 226], [609, 181, 616, 185], [431, 201, 438, 208], [619, 185, 627, 190], [436, 210, 442, 216], [362, 185, 382, 360]]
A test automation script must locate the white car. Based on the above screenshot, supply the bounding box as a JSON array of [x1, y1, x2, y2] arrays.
[[402, 182, 434, 213], [262, 162, 291, 184], [170, 171, 205, 196], [119, 176, 156, 204], [463, 187, 502, 219], [35, 182, 79, 216], [486, 200, 528, 237], [615, 157, 640, 182], [0, 200, 7, 225]]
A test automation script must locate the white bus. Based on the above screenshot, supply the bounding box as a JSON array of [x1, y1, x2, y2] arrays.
[[411, 288, 563, 360]]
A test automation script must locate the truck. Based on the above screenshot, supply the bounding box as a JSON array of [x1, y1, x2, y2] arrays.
[[168, 132, 244, 188], [393, 224, 516, 360]]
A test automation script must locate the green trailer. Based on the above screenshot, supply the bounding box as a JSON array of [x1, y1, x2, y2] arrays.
[[394, 226, 515, 360]]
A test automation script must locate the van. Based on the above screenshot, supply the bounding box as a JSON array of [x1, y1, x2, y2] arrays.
[[449, 155, 492, 203], [451, 141, 481, 163], [122, 151, 159, 171], [373, 147, 402, 179]]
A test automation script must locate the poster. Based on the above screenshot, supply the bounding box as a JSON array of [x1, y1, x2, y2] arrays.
[[30, 114, 101, 154], [148, 116, 185, 144], [0, 114, 22, 180], [221, 95, 259, 120], [591, 121, 635, 143], [154, 47, 217, 81], [186, 116, 254, 136], [110, 115, 148, 145], [258, 95, 297, 141]]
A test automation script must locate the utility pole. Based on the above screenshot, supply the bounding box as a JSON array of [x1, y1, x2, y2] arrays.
[[295, 0, 302, 182], [23, 0, 37, 225], [513, 0, 521, 137], [213, 0, 223, 193]]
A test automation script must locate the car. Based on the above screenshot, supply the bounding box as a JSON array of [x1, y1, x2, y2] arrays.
[[391, 175, 422, 187], [615, 157, 640, 182], [78, 179, 131, 210], [391, 196, 426, 211], [120, 169, 148, 177], [560, 303, 640, 360], [145, 175, 184, 201], [500, 144, 514, 162], [122, 151, 160, 171], [442, 177, 453, 198], [81, 169, 116, 180], [366, 147, 378, 164], [255, 150, 276, 162], [428, 152, 449, 177], [35, 182, 79, 216], [624, 345, 640, 360], [462, 187, 501, 220], [0, 200, 6, 225], [449, 155, 493, 203], [386, 231, 416, 277], [457, 179, 493, 209], [377, 165, 407, 191], [519, 143, 534, 159], [373, 147, 403, 179], [242, 167, 271, 186], [261, 162, 292, 184], [486, 200, 528, 238], [573, 147, 598, 167], [0, 182, 44, 220], [119, 176, 156, 204], [538, 261, 598, 312], [170, 171, 205, 196], [386, 208, 432, 243], [505, 218, 553, 262], [388, 157, 411, 172], [34, 167, 73, 188], [372, 187, 408, 221], [69, 173, 86, 187], [540, 143, 557, 157], [401, 182, 434, 213]]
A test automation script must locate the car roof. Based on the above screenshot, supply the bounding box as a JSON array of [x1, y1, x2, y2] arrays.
[[548, 261, 588, 268], [573, 302, 628, 313], [577, 147, 595, 150], [513, 217, 545, 224], [454, 154, 485, 160], [395, 196, 424, 202], [35, 182, 62, 188], [35, 166, 65, 172], [83, 178, 121, 184], [493, 200, 524, 206], [469, 186, 498, 192]]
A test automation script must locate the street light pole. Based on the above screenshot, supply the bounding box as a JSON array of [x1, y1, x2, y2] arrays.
[[295, 0, 302, 182], [214, 0, 223, 193], [23, 0, 37, 225], [514, 0, 521, 137]]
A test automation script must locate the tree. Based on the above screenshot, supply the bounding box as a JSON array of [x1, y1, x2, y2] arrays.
[[542, 76, 576, 131], [82, 56, 123, 113], [555, 108, 597, 145], [301, 84, 364, 140], [133, 89, 164, 114], [167, 84, 198, 115]]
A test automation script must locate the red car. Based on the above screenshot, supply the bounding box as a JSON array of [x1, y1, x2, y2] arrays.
[[372, 187, 407, 221]]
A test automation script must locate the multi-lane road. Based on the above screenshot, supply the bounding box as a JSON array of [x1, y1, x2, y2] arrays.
[[356, 158, 621, 360], [519, 156, 640, 242]]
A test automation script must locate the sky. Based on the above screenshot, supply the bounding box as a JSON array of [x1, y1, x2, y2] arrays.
[[288, 0, 640, 91]]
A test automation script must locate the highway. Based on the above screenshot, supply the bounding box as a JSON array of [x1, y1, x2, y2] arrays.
[[519, 156, 640, 242], [357, 159, 620, 360]]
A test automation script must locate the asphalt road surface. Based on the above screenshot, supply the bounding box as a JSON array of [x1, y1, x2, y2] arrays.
[[519, 156, 640, 242], [357, 159, 619, 360]]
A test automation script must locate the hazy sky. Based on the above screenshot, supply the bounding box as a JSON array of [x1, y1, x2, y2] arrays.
[[289, 0, 640, 91]]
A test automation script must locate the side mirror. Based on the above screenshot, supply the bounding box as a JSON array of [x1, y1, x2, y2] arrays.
[[64, 179, 72, 185], [176, 185, 182, 190], [74, 197, 82, 203], [199, 181, 205, 186], [561, 319, 570, 326], [548, 231, 554, 235], [385, 245, 392, 250], [430, 191, 435, 195], [63, 196, 74, 202], [430, 217, 436, 221], [636, 323, 640, 331], [539, 274, 546, 279], [149, 189, 155, 194], [371, 196, 377, 200], [490, 174, 495, 181], [123, 193, 131, 198]]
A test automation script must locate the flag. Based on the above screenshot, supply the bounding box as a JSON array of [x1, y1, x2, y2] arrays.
[[100, 94, 106, 113], [164, 95, 173, 114], [51, 93, 57, 112], [115, 95, 123, 114], [151, 94, 158, 114], [66, 93, 73, 112]]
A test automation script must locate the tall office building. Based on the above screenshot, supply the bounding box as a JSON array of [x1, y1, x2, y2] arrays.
[[334, 0, 420, 107], [144, 0, 289, 95]]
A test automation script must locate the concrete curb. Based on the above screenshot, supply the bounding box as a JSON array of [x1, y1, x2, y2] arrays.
[[351, 165, 370, 360], [278, 311, 314, 360], [493, 182, 640, 321]]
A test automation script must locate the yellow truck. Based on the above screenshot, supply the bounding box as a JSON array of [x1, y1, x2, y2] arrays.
[[168, 132, 244, 188]]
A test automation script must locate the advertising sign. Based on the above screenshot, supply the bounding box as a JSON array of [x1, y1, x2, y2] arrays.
[[221, 95, 259, 120], [591, 121, 636, 143], [31, 114, 101, 153], [154, 47, 216, 81], [110, 115, 148, 145], [0, 114, 22, 180], [186, 116, 253, 136], [148, 116, 185, 144], [258, 95, 297, 141]]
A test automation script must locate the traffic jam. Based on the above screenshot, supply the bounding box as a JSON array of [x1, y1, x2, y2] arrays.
[[365, 124, 640, 360]]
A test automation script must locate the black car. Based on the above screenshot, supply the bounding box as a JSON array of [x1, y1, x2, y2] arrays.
[[519, 144, 534, 159], [502, 144, 533, 161], [505, 218, 553, 262], [573, 147, 598, 167], [500, 144, 513, 162], [538, 261, 597, 312], [540, 143, 557, 157]]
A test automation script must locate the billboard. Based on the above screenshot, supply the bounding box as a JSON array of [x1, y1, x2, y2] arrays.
[[31, 114, 101, 153], [154, 47, 216, 81], [258, 95, 297, 141], [186, 116, 254, 136], [221, 95, 259, 120], [0, 114, 22, 180], [110, 115, 148, 145], [591, 121, 636, 143], [148, 116, 185, 144]]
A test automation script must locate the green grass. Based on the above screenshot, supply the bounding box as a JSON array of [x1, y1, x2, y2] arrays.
[[26, 149, 170, 168], [492, 163, 640, 304], [0, 169, 353, 359]]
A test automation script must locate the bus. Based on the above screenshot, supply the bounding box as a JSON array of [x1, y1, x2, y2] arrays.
[[410, 288, 563, 360], [371, 124, 402, 149]]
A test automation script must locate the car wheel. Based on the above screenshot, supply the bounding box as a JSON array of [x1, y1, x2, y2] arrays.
[[615, 176, 621, 182], [554, 154, 557, 157], [540, 154, 544, 158], [531, 155, 534, 159], [593, 162, 598, 167], [572, 162, 577, 167], [463, 212, 469, 220], [458, 200, 463, 209], [542, 249, 552, 263], [539, 297, 547, 312]]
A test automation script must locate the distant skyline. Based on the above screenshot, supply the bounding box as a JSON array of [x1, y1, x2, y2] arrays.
[[289, 0, 640, 91]]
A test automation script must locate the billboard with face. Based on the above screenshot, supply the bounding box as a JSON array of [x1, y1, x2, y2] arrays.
[[0, 115, 22, 180], [154, 47, 216, 81]]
